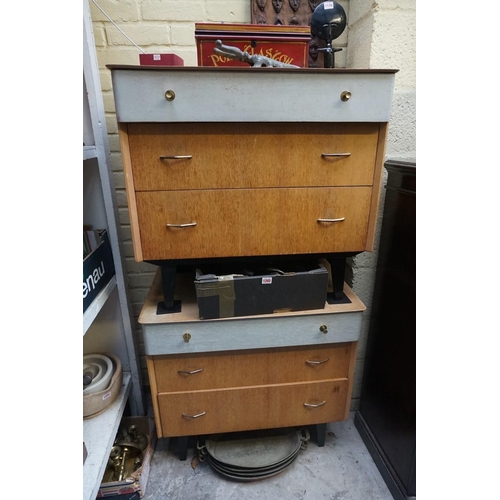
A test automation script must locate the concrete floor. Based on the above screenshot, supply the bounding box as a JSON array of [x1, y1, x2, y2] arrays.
[[142, 412, 393, 500]]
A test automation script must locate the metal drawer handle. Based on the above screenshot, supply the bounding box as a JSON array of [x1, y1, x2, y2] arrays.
[[305, 358, 330, 366], [303, 401, 326, 409], [317, 218, 345, 223], [321, 153, 351, 158], [182, 411, 207, 419], [178, 368, 204, 375], [166, 222, 197, 228], [159, 155, 193, 160]]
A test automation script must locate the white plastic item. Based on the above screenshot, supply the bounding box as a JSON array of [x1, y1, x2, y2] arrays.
[[83, 354, 114, 395]]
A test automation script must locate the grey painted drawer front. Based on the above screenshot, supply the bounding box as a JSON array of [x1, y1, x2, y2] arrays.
[[142, 311, 363, 355], [111, 69, 395, 123]]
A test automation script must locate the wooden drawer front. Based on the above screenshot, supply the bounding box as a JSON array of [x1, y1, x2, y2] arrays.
[[157, 379, 348, 437], [153, 344, 352, 393], [111, 69, 395, 123], [136, 187, 372, 260], [127, 123, 379, 191]]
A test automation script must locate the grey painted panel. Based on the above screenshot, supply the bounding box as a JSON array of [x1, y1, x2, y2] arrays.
[[112, 70, 395, 123], [143, 311, 363, 355]]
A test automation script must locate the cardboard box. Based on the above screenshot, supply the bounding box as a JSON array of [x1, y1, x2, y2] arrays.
[[195, 260, 328, 319], [195, 22, 310, 68], [83, 230, 115, 313], [97, 416, 157, 498]]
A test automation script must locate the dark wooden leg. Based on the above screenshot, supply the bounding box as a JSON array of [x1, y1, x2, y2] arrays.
[[327, 256, 346, 300], [161, 264, 176, 310], [316, 423, 327, 447], [157, 264, 182, 313], [177, 436, 189, 461]]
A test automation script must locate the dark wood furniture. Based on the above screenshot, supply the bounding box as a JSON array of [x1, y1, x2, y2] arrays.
[[354, 160, 416, 500]]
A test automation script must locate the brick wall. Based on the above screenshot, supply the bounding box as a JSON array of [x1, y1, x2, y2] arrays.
[[89, 0, 415, 409]]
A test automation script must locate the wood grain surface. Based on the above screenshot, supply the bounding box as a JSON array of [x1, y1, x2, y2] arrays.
[[136, 186, 372, 260], [127, 122, 379, 191], [157, 379, 348, 436], [153, 344, 352, 392]]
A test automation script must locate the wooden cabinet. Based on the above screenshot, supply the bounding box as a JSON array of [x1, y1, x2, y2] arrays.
[[108, 65, 396, 302], [140, 270, 364, 456], [354, 161, 416, 500], [108, 66, 395, 456]]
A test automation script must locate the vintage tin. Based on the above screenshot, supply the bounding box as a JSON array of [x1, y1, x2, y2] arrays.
[[195, 23, 311, 68]]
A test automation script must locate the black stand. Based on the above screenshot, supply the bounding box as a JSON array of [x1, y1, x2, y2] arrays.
[[315, 423, 327, 447], [327, 256, 346, 300], [176, 436, 189, 461], [160, 263, 176, 309], [309, 423, 327, 447], [159, 263, 181, 313]]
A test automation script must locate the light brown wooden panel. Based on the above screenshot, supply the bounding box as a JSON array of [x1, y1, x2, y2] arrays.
[[153, 344, 352, 393], [157, 379, 348, 436], [127, 123, 379, 191], [366, 122, 388, 251], [119, 124, 143, 261], [136, 187, 372, 260], [344, 341, 358, 420], [146, 356, 163, 438]]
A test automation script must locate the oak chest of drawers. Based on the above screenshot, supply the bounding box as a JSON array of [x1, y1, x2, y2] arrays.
[[110, 66, 395, 455], [140, 270, 366, 457], [108, 66, 396, 305]]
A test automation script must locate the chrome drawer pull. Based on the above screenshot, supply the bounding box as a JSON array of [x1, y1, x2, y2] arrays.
[[182, 411, 207, 419], [317, 218, 345, 223], [321, 153, 351, 157], [166, 222, 197, 228], [303, 401, 326, 409], [178, 368, 204, 375], [305, 358, 330, 366], [159, 155, 193, 160]]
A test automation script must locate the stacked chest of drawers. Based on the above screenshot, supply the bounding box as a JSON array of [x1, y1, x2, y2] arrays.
[[139, 270, 366, 458], [109, 66, 396, 456]]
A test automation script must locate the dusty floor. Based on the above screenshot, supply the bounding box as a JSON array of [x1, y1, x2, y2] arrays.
[[142, 412, 393, 500]]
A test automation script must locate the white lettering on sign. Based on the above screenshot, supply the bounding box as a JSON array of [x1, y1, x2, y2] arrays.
[[153, 54, 161, 60], [83, 261, 105, 298], [324, 1, 334, 8], [262, 277, 273, 285]]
